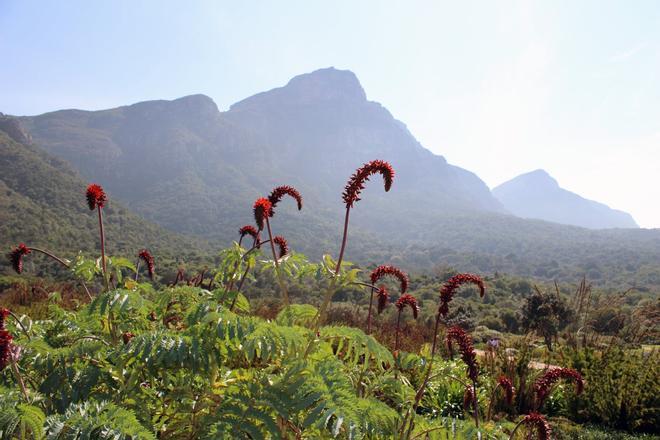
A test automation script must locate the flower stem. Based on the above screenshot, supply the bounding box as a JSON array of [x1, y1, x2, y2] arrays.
[[97, 207, 109, 291], [28, 247, 70, 268], [334, 206, 351, 274], [7, 311, 30, 341], [10, 359, 29, 401], [265, 217, 289, 306], [134, 259, 140, 281], [366, 286, 374, 334]]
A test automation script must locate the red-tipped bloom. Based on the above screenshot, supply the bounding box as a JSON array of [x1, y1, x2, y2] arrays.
[[0, 308, 9, 330], [122, 332, 135, 345], [370, 265, 409, 294], [497, 375, 515, 405], [9, 244, 30, 274], [239, 225, 259, 242], [376, 285, 389, 314], [395, 294, 419, 319], [534, 368, 584, 406], [86, 183, 107, 210], [138, 249, 155, 279], [273, 236, 289, 259], [253, 198, 273, 231], [268, 185, 303, 213], [446, 326, 479, 382], [0, 329, 12, 371], [342, 160, 394, 208], [520, 413, 552, 440], [439, 273, 485, 317]]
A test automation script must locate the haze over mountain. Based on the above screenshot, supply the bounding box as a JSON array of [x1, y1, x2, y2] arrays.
[[493, 170, 638, 229], [6, 67, 660, 287], [0, 124, 209, 274]]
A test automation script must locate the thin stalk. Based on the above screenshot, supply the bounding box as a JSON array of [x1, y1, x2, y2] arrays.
[[134, 260, 140, 281], [265, 216, 289, 306], [394, 309, 403, 353], [28, 247, 70, 268], [507, 417, 526, 440], [231, 235, 259, 311], [226, 236, 244, 291], [10, 359, 29, 401], [472, 380, 480, 429], [7, 310, 30, 341], [334, 206, 351, 274], [366, 286, 375, 334], [486, 385, 500, 421], [97, 207, 109, 291]]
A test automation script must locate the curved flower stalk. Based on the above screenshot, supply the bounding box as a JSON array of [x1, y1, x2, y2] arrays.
[[268, 185, 303, 213], [439, 273, 485, 317], [367, 265, 408, 334], [8, 243, 92, 300], [394, 294, 418, 354], [272, 236, 289, 259], [136, 249, 155, 281], [487, 375, 515, 420], [533, 367, 584, 409], [446, 325, 480, 428], [314, 160, 394, 334], [508, 412, 552, 440], [226, 226, 261, 292], [404, 273, 487, 437], [87, 183, 109, 290]]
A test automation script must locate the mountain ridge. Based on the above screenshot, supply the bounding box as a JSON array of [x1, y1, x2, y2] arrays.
[[493, 169, 638, 229]]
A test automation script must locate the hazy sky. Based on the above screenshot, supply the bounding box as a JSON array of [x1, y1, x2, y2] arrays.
[[2, 1, 659, 227]]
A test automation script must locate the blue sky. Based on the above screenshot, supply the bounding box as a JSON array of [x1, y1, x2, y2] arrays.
[[1, 0, 659, 227]]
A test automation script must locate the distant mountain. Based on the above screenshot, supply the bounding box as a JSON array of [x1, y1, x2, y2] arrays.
[[0, 124, 209, 274], [493, 170, 638, 229], [6, 68, 660, 288]]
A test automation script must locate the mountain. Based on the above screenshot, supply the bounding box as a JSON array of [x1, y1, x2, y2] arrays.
[[493, 170, 638, 229], [0, 123, 210, 274], [7, 68, 660, 288]]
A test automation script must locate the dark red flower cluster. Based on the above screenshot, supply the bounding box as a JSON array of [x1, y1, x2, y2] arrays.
[[395, 294, 419, 319], [342, 160, 394, 208], [446, 326, 479, 382], [122, 332, 135, 345], [370, 265, 409, 294], [138, 249, 155, 279], [239, 225, 259, 242], [439, 273, 485, 317], [497, 375, 515, 405], [86, 183, 107, 210], [253, 198, 273, 231], [521, 413, 552, 440], [463, 385, 476, 410], [534, 368, 584, 405], [9, 243, 30, 274], [376, 286, 389, 314], [273, 236, 289, 258], [0, 309, 12, 371], [268, 185, 303, 213]]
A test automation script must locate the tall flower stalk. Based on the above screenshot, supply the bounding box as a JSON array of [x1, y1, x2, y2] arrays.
[[394, 293, 418, 354], [402, 273, 485, 439], [86, 184, 108, 290], [368, 265, 408, 334], [9, 243, 92, 300], [227, 226, 260, 292], [316, 160, 394, 328]]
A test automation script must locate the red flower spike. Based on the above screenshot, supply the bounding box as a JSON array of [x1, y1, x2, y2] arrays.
[[138, 249, 155, 279], [370, 265, 409, 294], [497, 375, 515, 405], [446, 326, 479, 382], [439, 273, 485, 317], [376, 285, 389, 314], [0, 329, 12, 371], [521, 413, 552, 440], [253, 198, 273, 231], [268, 185, 303, 214], [342, 160, 394, 208], [534, 368, 584, 405], [395, 294, 419, 319], [9, 244, 31, 274], [239, 225, 259, 242], [273, 236, 289, 259], [86, 183, 107, 210]]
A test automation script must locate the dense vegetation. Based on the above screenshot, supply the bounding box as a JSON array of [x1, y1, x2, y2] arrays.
[[1, 159, 658, 439]]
